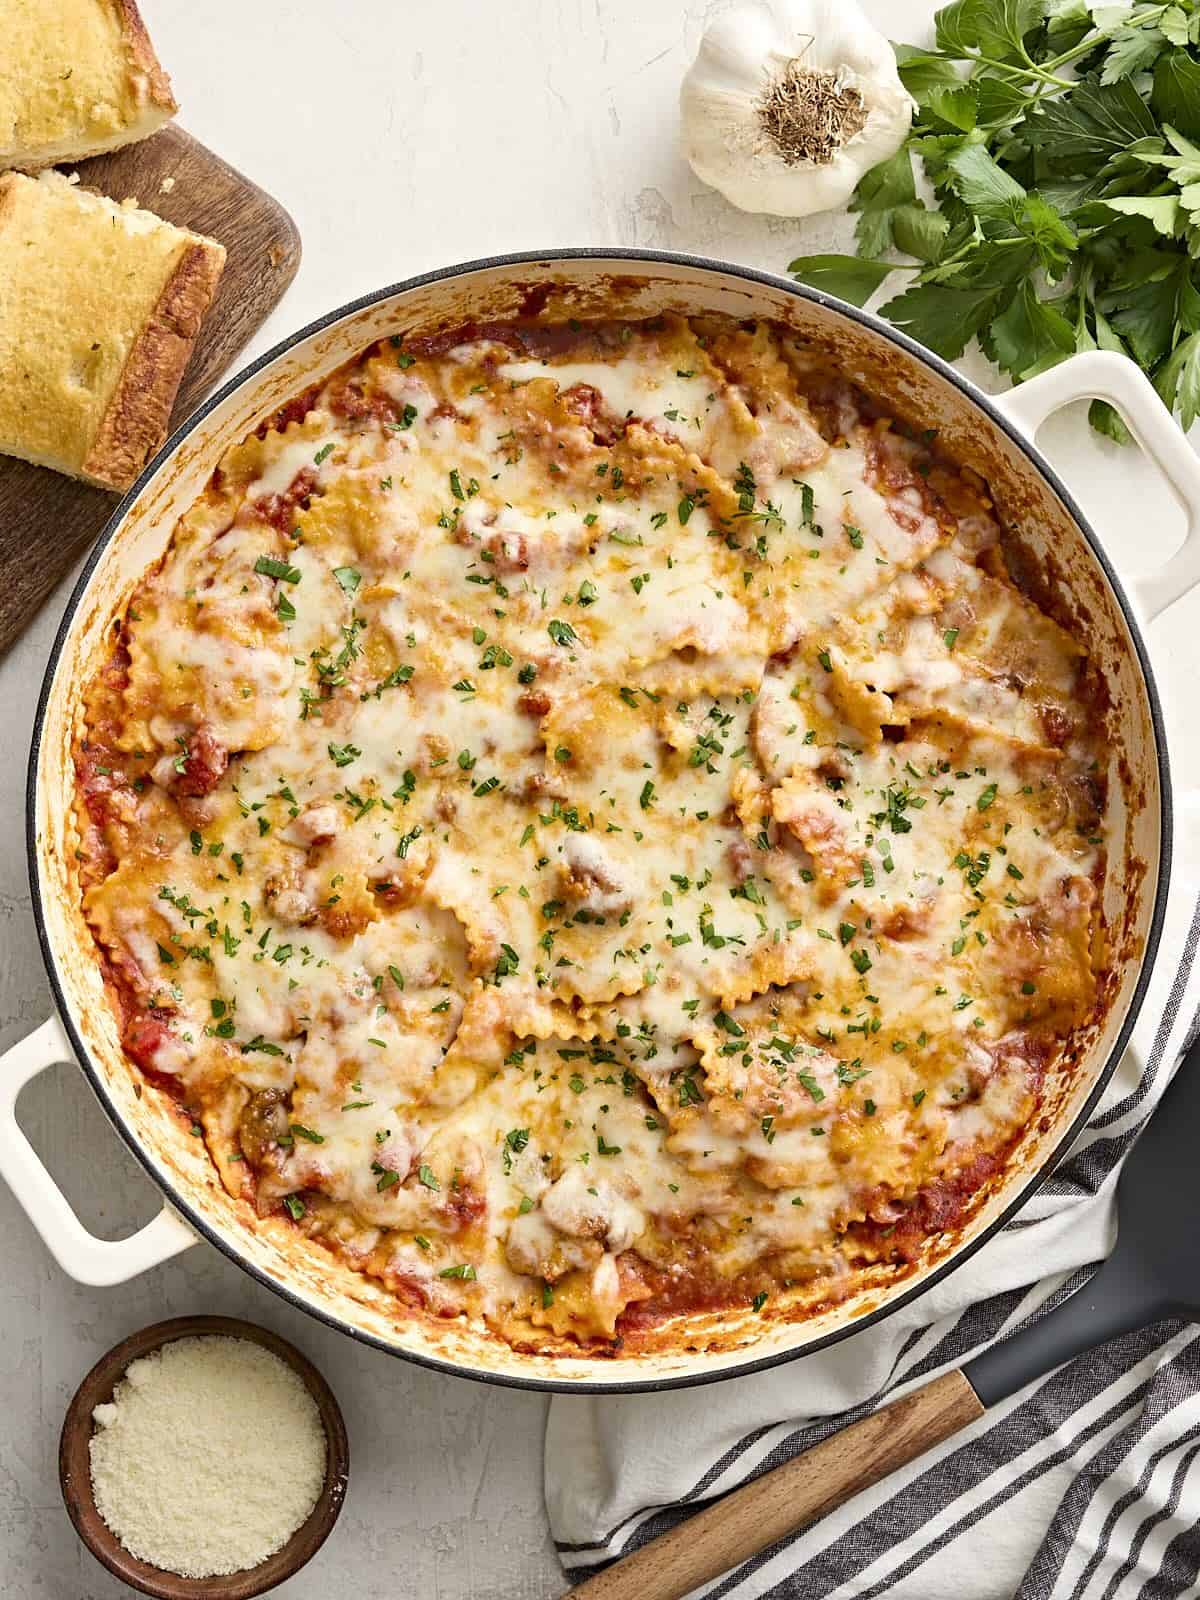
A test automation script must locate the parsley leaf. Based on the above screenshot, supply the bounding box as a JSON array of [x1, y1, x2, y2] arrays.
[[1028, 78, 1157, 165], [987, 281, 1075, 380], [1157, 328, 1200, 428], [1154, 49, 1200, 141], [1103, 26, 1167, 85], [945, 141, 1026, 212], [934, 0, 1047, 63], [852, 146, 919, 257], [883, 280, 1009, 362], [786, 254, 897, 306]]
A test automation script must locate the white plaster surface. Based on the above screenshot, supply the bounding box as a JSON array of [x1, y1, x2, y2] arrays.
[[2, 2, 1199, 1595]]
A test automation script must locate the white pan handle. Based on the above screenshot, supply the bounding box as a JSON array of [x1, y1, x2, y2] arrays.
[[0, 1015, 197, 1285], [993, 349, 1200, 623]]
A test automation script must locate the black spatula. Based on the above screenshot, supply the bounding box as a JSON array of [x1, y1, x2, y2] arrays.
[[570, 1037, 1200, 1600]]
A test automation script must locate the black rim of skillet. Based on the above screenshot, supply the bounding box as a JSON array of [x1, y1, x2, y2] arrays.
[[25, 248, 1174, 1395]]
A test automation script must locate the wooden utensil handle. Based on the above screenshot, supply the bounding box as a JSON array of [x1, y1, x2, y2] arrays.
[[567, 1368, 983, 1600]]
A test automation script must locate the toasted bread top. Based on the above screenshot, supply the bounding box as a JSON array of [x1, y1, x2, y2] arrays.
[[1, 0, 176, 169]]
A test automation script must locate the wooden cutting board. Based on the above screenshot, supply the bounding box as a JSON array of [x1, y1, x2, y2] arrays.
[[0, 125, 301, 658]]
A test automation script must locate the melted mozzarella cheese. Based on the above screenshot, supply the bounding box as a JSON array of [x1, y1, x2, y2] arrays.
[[77, 314, 1107, 1353]]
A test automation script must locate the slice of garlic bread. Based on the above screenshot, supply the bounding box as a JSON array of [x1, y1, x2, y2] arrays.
[[2, 0, 177, 172], [0, 170, 224, 490]]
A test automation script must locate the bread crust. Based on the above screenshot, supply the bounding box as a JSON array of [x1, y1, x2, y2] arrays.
[[113, 0, 177, 116], [0, 172, 17, 227], [82, 236, 225, 489]]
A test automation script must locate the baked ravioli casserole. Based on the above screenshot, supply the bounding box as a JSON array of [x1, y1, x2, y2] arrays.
[[74, 314, 1107, 1352]]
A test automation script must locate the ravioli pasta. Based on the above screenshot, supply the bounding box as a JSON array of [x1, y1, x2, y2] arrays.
[[74, 313, 1106, 1351]]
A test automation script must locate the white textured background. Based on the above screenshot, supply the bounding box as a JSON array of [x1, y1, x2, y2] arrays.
[[2, 2, 1199, 1596]]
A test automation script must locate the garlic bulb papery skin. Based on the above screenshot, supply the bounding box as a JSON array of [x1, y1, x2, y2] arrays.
[[680, 0, 914, 218]]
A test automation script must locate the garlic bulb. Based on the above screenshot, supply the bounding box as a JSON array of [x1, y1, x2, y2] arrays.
[[680, 0, 914, 218]]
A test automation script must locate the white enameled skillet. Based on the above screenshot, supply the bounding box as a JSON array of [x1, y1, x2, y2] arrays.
[[4, 251, 1199, 1391]]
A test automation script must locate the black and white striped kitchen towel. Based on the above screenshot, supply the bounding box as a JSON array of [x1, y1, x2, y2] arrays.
[[546, 816, 1200, 1599]]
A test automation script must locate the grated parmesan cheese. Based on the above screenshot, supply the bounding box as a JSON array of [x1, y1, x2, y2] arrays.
[[89, 1334, 326, 1579]]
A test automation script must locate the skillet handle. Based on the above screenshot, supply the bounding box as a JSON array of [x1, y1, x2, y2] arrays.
[[0, 1015, 197, 1286], [993, 349, 1200, 623], [566, 1370, 984, 1600]]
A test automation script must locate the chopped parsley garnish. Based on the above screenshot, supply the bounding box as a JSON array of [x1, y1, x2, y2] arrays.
[[240, 1036, 286, 1056], [493, 943, 520, 979], [502, 1127, 530, 1174], [254, 556, 301, 583], [873, 783, 924, 836]]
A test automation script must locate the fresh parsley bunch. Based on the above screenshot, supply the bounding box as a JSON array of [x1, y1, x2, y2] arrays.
[[789, 0, 1200, 440]]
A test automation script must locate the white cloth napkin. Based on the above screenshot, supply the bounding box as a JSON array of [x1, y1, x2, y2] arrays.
[[546, 794, 1200, 1600]]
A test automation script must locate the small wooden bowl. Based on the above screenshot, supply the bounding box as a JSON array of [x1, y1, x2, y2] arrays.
[[59, 1315, 349, 1600]]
